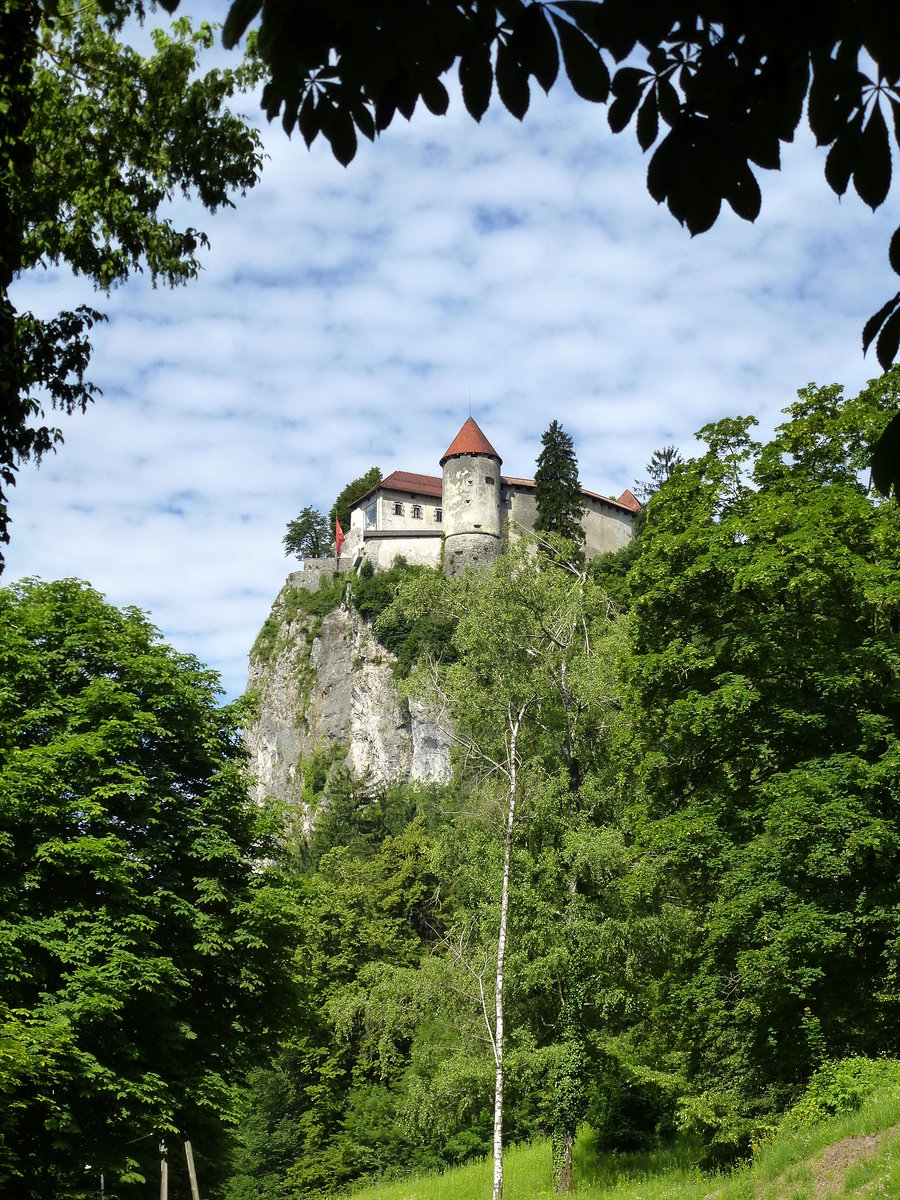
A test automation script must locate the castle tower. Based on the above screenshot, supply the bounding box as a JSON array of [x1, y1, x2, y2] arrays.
[[440, 418, 503, 574]]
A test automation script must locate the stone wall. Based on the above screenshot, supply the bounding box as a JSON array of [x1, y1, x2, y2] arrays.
[[442, 456, 502, 539], [362, 531, 443, 571]]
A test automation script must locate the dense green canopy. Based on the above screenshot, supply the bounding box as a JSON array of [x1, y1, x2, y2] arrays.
[[0, 578, 296, 1197]]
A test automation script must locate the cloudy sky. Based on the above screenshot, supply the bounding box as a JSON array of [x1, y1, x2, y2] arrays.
[[7, 8, 899, 701]]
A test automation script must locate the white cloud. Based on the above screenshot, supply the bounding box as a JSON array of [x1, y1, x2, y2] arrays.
[[7, 12, 899, 699]]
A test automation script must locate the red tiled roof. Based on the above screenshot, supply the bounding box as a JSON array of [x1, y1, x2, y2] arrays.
[[350, 466, 639, 515], [616, 488, 642, 512], [440, 418, 502, 466], [354, 470, 442, 506]]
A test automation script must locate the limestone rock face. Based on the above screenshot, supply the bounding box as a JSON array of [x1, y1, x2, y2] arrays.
[[245, 578, 451, 811]]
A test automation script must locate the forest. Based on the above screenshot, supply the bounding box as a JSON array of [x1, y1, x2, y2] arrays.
[[2, 371, 900, 1198]]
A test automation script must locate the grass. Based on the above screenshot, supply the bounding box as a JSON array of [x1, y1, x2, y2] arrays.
[[340, 1077, 900, 1200]]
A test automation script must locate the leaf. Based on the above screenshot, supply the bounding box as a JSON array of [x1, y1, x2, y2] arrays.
[[222, 0, 264, 49], [374, 93, 397, 132], [683, 187, 721, 236], [824, 117, 861, 197], [724, 161, 762, 223], [636, 92, 658, 151], [298, 93, 319, 149], [513, 3, 559, 94], [552, 15, 609, 103], [854, 99, 891, 210], [608, 66, 647, 133], [891, 96, 900, 148], [646, 136, 672, 204], [325, 106, 358, 166], [421, 77, 450, 116], [871, 410, 900, 496], [395, 76, 419, 121], [807, 58, 847, 146], [460, 40, 493, 122], [875, 305, 900, 370], [890, 226, 900, 276], [352, 103, 376, 142], [862, 291, 900, 356], [657, 76, 679, 127], [496, 40, 530, 119]]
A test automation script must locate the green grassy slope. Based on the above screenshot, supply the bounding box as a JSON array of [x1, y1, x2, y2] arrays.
[[342, 1071, 900, 1200]]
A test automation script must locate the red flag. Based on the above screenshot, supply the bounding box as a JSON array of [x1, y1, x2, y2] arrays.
[[335, 520, 345, 559]]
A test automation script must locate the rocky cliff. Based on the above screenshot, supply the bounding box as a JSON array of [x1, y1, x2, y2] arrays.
[[244, 574, 451, 811]]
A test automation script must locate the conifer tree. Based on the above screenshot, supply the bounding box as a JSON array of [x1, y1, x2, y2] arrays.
[[534, 421, 585, 546], [634, 444, 684, 502]]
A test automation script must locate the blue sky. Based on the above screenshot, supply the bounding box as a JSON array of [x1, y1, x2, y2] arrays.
[[6, 8, 899, 700]]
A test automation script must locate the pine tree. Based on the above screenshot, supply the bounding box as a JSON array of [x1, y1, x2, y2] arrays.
[[534, 421, 585, 545], [634, 444, 684, 501]]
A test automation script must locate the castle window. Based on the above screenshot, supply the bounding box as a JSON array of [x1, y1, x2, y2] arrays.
[[364, 502, 376, 527], [485, 475, 495, 485], [393, 501, 404, 516], [412, 504, 423, 519], [434, 508, 442, 523]]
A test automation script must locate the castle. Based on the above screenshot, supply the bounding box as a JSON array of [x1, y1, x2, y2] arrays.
[[329, 418, 639, 576]]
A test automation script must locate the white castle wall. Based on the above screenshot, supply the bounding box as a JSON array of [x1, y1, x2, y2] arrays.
[[504, 486, 635, 556]]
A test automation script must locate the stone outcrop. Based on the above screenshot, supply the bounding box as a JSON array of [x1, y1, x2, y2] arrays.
[[244, 576, 451, 812]]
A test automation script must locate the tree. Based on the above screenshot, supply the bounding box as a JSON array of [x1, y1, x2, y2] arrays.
[[534, 420, 584, 546], [404, 538, 625, 1196], [329, 465, 382, 531], [633, 444, 683, 502], [283, 505, 330, 559], [0, 578, 297, 1198], [621, 370, 900, 1152], [0, 2, 264, 564], [213, 0, 900, 493]]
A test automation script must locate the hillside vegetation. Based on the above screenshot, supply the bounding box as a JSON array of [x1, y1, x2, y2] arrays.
[[5, 372, 900, 1198], [226, 371, 900, 1200], [346, 1059, 900, 1200]]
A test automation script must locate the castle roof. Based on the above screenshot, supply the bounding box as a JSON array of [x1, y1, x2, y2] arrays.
[[354, 470, 443, 505], [350, 470, 640, 516], [502, 477, 640, 515], [440, 418, 502, 467], [615, 488, 641, 512]]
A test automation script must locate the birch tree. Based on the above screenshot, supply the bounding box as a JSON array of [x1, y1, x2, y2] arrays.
[[400, 535, 626, 1197]]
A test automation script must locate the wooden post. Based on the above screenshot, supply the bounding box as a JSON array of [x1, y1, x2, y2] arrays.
[[159, 1140, 168, 1200], [184, 1140, 201, 1200]]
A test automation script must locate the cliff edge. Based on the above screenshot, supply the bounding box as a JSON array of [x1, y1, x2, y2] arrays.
[[244, 574, 451, 810]]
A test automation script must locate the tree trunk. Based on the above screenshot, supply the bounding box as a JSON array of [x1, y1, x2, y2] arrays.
[[492, 715, 520, 1200], [554, 1129, 574, 1193]]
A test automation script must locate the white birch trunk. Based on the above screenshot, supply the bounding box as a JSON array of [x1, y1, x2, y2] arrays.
[[492, 714, 520, 1200]]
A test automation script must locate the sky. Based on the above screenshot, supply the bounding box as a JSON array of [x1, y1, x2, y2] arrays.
[[7, 9, 899, 701]]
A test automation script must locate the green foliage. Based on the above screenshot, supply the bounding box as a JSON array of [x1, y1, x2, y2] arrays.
[[785, 1057, 900, 1129], [533, 419, 585, 546], [622, 369, 900, 1135], [329, 466, 382, 531], [588, 531, 643, 611], [0, 578, 298, 1198], [225, 775, 459, 1199], [235, 382, 900, 1193], [1, 3, 264, 561], [284, 505, 330, 559]]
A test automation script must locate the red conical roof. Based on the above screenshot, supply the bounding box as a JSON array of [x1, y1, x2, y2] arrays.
[[440, 418, 502, 466]]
